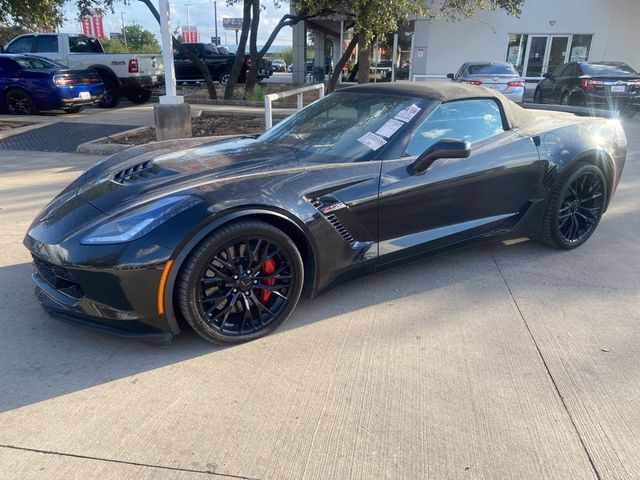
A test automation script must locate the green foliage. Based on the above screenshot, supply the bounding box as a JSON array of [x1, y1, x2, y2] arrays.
[[0, 24, 28, 45], [122, 23, 159, 52], [279, 46, 293, 66], [243, 85, 267, 101], [0, 0, 121, 30]]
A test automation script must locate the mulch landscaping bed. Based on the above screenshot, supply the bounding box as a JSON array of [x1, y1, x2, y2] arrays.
[[104, 114, 266, 146], [0, 121, 30, 132]]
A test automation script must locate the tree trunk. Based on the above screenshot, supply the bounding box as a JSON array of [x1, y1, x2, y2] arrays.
[[357, 34, 370, 84], [224, 0, 252, 99], [245, 0, 261, 92], [327, 33, 358, 93], [138, 0, 217, 99]]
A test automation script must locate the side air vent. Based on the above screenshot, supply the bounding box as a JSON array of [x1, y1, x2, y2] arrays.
[[309, 198, 356, 246], [113, 160, 160, 184]]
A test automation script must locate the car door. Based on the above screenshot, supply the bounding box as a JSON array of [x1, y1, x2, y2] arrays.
[[377, 98, 543, 263], [541, 64, 566, 102], [174, 45, 201, 80]]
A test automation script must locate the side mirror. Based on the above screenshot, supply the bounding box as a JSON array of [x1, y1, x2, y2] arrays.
[[542, 72, 551, 79], [446, 73, 455, 80], [410, 139, 471, 175]]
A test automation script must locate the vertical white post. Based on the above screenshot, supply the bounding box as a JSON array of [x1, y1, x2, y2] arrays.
[[158, 0, 182, 104], [391, 33, 398, 82], [264, 96, 273, 130], [408, 32, 415, 83], [319, 83, 325, 98], [297, 93, 303, 109]]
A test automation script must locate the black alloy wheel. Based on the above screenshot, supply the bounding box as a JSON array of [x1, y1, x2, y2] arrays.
[[5, 89, 37, 115], [98, 76, 121, 108], [539, 162, 607, 249], [126, 89, 153, 104], [178, 220, 303, 344]]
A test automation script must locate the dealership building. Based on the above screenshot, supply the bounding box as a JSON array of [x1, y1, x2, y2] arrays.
[[292, 0, 640, 84]]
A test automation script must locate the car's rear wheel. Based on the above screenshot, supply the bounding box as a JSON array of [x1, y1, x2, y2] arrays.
[[561, 92, 570, 106], [126, 89, 152, 104], [177, 220, 304, 344], [5, 89, 37, 115], [538, 162, 606, 249]]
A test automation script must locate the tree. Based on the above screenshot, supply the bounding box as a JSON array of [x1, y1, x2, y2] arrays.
[[121, 24, 160, 52], [0, 24, 28, 45], [138, 0, 218, 99], [223, 0, 252, 99]]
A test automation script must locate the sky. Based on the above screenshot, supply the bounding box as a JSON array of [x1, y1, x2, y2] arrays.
[[61, 0, 293, 47]]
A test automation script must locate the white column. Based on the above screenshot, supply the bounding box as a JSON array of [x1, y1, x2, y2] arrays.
[[158, 0, 182, 104], [314, 31, 325, 81], [391, 33, 398, 82], [338, 20, 344, 83], [291, 6, 306, 84]]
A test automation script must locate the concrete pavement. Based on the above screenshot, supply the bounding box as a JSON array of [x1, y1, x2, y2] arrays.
[[0, 119, 639, 479]]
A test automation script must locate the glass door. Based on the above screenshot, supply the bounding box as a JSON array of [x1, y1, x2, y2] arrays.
[[545, 36, 570, 74], [524, 36, 548, 78]]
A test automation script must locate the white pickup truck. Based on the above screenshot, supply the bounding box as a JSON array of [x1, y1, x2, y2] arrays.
[[2, 33, 164, 108]]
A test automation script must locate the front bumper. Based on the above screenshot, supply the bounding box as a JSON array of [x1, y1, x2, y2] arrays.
[[25, 231, 177, 343]]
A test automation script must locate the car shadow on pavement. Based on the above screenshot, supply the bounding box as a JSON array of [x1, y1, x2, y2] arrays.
[[0, 238, 562, 413]]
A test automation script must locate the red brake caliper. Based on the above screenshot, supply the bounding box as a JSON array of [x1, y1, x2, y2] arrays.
[[259, 258, 276, 304]]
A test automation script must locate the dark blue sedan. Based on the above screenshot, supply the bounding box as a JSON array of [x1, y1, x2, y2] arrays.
[[0, 54, 104, 114]]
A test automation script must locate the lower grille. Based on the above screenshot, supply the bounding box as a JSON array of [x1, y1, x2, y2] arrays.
[[32, 256, 83, 298]]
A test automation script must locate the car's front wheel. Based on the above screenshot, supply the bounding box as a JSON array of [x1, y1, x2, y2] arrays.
[[177, 220, 304, 344], [539, 162, 607, 249]]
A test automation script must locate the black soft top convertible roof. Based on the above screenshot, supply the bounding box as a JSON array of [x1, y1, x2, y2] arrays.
[[342, 81, 536, 129]]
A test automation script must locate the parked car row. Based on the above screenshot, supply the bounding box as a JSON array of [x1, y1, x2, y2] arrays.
[[446, 59, 639, 117]]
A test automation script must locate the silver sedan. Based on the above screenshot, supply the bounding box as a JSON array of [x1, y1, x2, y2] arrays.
[[447, 62, 526, 103]]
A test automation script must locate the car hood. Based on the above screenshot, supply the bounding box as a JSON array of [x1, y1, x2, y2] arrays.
[[76, 137, 307, 213]]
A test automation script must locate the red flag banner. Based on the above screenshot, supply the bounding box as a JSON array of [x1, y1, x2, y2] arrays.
[[92, 15, 104, 38], [81, 16, 93, 35]]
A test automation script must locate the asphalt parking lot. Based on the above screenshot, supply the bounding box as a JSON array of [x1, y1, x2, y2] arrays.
[[1, 117, 639, 480]]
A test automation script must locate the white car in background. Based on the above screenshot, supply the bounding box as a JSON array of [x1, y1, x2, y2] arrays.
[[448, 61, 526, 103]]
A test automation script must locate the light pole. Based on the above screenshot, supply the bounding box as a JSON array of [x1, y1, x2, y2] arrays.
[[212, 0, 218, 45], [121, 12, 128, 49]]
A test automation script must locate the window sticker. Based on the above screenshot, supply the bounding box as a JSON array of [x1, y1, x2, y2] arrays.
[[394, 104, 421, 122], [357, 132, 387, 151], [375, 118, 404, 138]]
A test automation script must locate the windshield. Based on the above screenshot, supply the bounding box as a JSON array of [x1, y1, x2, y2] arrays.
[[468, 64, 517, 75], [581, 63, 638, 77], [15, 56, 61, 70], [259, 92, 429, 162]]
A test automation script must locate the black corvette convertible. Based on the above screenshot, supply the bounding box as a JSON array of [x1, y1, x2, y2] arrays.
[[24, 82, 627, 345]]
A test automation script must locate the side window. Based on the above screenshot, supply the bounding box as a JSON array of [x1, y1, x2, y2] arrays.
[[68, 36, 103, 53], [6, 36, 34, 53], [0, 58, 19, 71], [404, 99, 505, 157], [35, 35, 59, 53], [552, 64, 568, 77]]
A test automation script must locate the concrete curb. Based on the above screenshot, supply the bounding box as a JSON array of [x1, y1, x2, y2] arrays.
[[76, 125, 151, 154]]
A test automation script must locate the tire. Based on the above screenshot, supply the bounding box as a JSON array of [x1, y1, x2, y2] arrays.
[[98, 75, 121, 108], [218, 71, 230, 84], [63, 106, 84, 114], [538, 162, 607, 249], [126, 89, 152, 104], [4, 89, 38, 115], [177, 220, 304, 344], [561, 92, 570, 106], [533, 88, 543, 104]]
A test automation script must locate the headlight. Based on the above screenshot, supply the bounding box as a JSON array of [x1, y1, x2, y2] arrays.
[[81, 196, 197, 245]]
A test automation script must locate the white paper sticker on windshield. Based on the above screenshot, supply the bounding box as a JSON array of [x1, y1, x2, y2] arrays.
[[357, 132, 387, 151], [395, 104, 421, 122], [375, 118, 404, 138]]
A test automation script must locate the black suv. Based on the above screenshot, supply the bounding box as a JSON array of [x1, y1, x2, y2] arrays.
[[534, 61, 640, 117]]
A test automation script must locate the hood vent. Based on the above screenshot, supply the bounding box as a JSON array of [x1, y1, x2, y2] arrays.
[[113, 160, 161, 184], [310, 198, 356, 246]]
